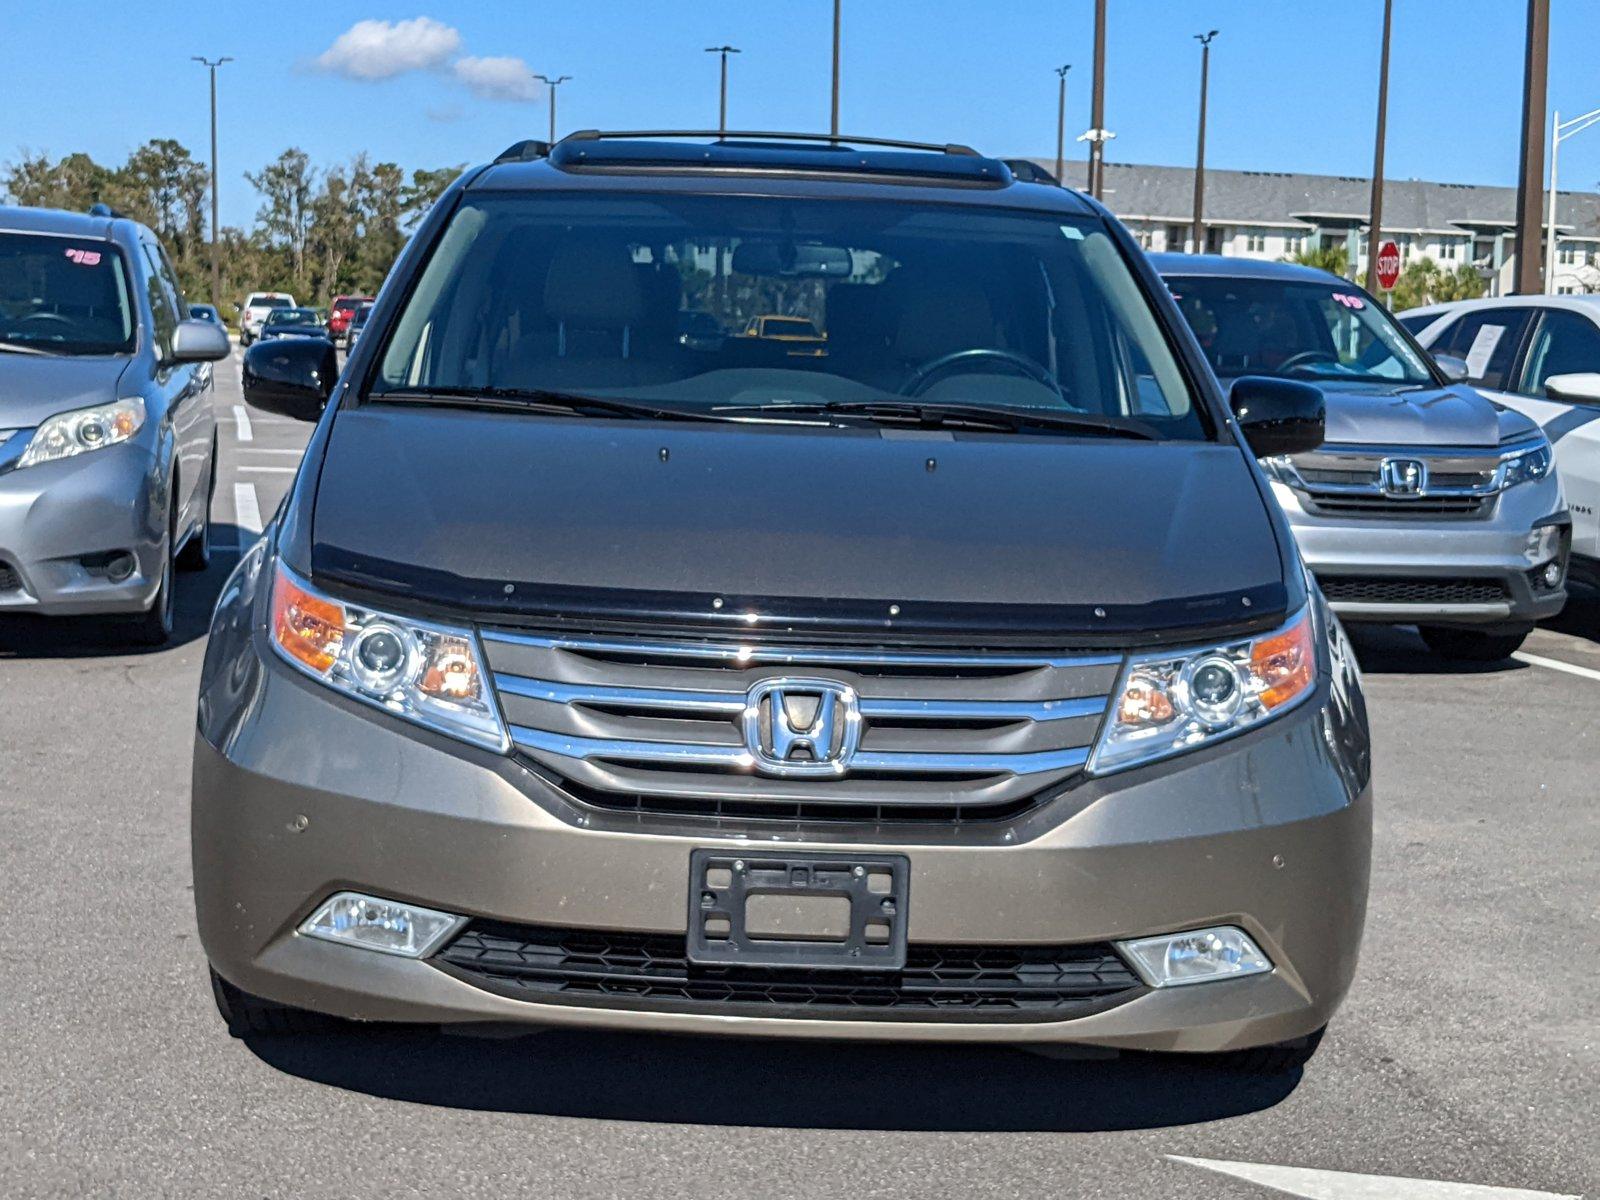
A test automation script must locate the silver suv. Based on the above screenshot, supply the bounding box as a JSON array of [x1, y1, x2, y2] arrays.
[[1158, 255, 1567, 661], [0, 205, 230, 643]]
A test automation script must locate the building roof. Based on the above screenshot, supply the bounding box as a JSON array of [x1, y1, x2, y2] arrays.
[[1028, 160, 1600, 236], [1147, 252, 1343, 283]]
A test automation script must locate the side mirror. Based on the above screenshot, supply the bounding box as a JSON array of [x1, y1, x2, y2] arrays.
[[1230, 375, 1325, 458], [1543, 372, 1600, 405], [242, 337, 337, 422], [170, 318, 231, 363], [1433, 353, 1471, 383]]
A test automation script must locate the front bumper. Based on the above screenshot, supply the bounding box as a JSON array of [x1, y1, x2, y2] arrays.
[[1273, 479, 1569, 628], [0, 442, 165, 615], [193, 585, 1373, 1051]]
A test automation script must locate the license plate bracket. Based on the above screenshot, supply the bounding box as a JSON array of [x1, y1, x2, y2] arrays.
[[687, 849, 910, 971]]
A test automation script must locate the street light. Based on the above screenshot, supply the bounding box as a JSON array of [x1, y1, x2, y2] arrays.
[[1545, 106, 1600, 293], [704, 46, 740, 134], [533, 73, 572, 143], [831, 0, 842, 136], [1053, 65, 1072, 184], [1083, 0, 1110, 199], [191, 55, 232, 311], [1192, 31, 1218, 255]]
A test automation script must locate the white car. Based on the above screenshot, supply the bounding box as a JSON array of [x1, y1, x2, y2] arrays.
[[1403, 295, 1600, 591], [239, 291, 295, 346]]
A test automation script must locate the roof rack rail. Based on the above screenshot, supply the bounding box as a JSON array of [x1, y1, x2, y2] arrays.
[[494, 139, 553, 164], [558, 129, 981, 157]]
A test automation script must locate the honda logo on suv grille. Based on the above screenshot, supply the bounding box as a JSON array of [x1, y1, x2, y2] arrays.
[[1379, 457, 1427, 497], [742, 678, 862, 777]]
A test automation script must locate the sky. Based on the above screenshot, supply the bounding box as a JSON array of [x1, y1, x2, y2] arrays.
[[6, 1, 1600, 230]]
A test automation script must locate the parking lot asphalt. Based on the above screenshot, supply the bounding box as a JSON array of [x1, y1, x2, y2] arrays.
[[0, 349, 1595, 1199]]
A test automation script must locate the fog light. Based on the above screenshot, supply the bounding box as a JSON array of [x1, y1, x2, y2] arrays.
[[1117, 925, 1272, 988], [105, 552, 136, 582], [1543, 561, 1563, 588], [299, 892, 464, 958]]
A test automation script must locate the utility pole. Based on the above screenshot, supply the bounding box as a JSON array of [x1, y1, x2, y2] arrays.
[[1053, 65, 1071, 183], [1364, 0, 1393, 292], [534, 74, 572, 144], [830, 0, 842, 135], [1514, 0, 1550, 294], [191, 55, 232, 312], [1192, 31, 1217, 254], [705, 46, 740, 133], [1086, 0, 1109, 198], [1543, 107, 1600, 292]]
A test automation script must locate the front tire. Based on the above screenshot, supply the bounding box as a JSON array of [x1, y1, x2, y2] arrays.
[[1419, 624, 1531, 662], [210, 968, 335, 1037], [124, 515, 175, 647]]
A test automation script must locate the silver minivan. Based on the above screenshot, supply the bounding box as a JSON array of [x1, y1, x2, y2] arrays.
[[0, 205, 230, 643]]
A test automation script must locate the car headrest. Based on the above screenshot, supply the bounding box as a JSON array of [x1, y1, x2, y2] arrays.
[[544, 241, 645, 329], [891, 286, 997, 363]]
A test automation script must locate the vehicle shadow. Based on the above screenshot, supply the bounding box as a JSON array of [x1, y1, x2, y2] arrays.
[[0, 524, 248, 659], [1344, 623, 1529, 676], [1541, 585, 1600, 646], [244, 1025, 1302, 1132]]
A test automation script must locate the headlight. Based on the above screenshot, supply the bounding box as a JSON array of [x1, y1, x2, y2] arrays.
[[1501, 440, 1553, 488], [268, 561, 508, 752], [16, 397, 146, 469], [1090, 606, 1318, 774]]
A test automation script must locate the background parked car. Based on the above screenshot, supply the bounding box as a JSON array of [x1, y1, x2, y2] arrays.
[[259, 307, 329, 342], [0, 204, 229, 644], [239, 291, 294, 346], [188, 303, 225, 328], [326, 294, 374, 345], [1160, 255, 1567, 661], [1404, 295, 1600, 594], [344, 301, 373, 352]]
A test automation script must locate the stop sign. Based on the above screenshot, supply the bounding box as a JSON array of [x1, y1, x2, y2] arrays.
[[1375, 240, 1401, 291]]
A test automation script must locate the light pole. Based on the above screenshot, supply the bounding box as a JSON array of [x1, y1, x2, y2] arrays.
[[1084, 0, 1110, 199], [1053, 65, 1071, 183], [534, 74, 572, 143], [1545, 106, 1600, 292], [1364, 0, 1392, 293], [1192, 31, 1217, 255], [705, 46, 740, 133], [830, 0, 842, 135], [191, 55, 232, 311], [1514, 0, 1550, 294]]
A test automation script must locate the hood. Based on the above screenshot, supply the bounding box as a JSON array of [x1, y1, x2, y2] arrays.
[[0, 354, 130, 428], [1316, 381, 1529, 447], [307, 407, 1289, 638]]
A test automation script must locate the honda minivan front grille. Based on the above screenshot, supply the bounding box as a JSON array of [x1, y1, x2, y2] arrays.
[[480, 631, 1119, 822]]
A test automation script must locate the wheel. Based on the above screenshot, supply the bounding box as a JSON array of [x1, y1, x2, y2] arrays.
[[1209, 1025, 1325, 1075], [1419, 624, 1531, 662], [210, 967, 336, 1037], [240, 329, 251, 347], [176, 437, 216, 572], [124, 509, 176, 647]]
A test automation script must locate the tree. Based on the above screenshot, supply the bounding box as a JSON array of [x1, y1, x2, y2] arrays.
[[1287, 243, 1349, 277], [1388, 256, 1486, 311], [399, 166, 462, 230], [246, 148, 317, 296], [3, 150, 114, 211], [114, 139, 209, 296]]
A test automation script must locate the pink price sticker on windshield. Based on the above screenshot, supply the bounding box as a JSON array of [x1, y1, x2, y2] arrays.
[[64, 248, 102, 266], [1331, 292, 1365, 310]]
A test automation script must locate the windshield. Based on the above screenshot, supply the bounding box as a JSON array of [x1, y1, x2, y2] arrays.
[[266, 307, 319, 325], [373, 193, 1206, 439], [1167, 274, 1435, 386], [0, 233, 135, 355]]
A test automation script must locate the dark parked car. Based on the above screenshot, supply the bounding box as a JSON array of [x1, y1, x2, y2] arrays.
[[259, 307, 328, 342], [200, 134, 1370, 1074], [189, 302, 225, 328], [344, 301, 373, 352]]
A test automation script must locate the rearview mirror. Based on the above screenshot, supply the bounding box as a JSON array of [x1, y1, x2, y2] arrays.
[[242, 338, 337, 422], [1432, 353, 1471, 383], [1229, 376, 1325, 458], [1543, 372, 1600, 405], [730, 241, 854, 278], [170, 318, 231, 363]]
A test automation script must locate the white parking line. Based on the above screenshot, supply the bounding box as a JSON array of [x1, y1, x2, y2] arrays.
[[240, 448, 305, 455], [1512, 650, 1600, 683], [238, 465, 297, 474], [233, 482, 262, 553], [1169, 1156, 1579, 1199], [233, 405, 252, 442]]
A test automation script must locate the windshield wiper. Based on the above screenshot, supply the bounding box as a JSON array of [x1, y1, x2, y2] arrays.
[[0, 341, 57, 357], [711, 399, 1163, 439], [373, 385, 729, 423]]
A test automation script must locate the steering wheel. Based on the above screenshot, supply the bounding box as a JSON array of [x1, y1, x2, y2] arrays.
[[900, 347, 1062, 397], [10, 312, 75, 330], [1276, 349, 1339, 375]]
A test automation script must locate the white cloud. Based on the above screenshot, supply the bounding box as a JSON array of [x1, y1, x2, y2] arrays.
[[452, 55, 541, 103], [314, 17, 462, 81]]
